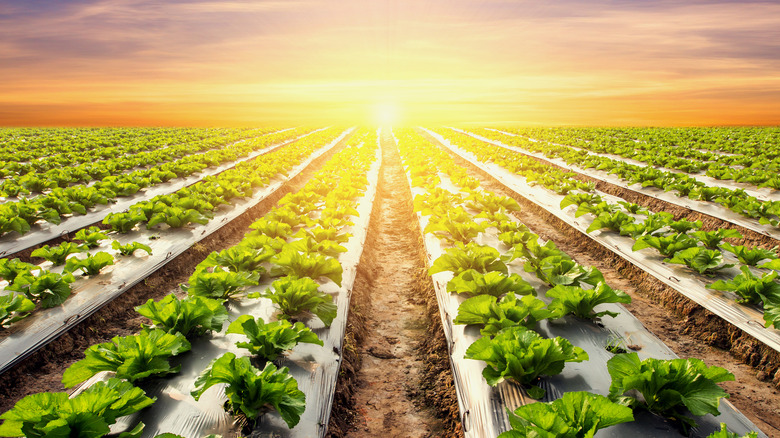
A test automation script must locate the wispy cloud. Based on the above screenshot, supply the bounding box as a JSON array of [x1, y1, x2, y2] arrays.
[[0, 0, 778, 125]]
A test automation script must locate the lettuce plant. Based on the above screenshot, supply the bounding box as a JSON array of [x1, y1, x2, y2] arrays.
[[547, 282, 631, 320], [253, 276, 337, 327], [0, 257, 39, 283], [706, 423, 758, 438], [465, 326, 588, 398], [182, 269, 259, 299], [112, 240, 153, 256], [691, 229, 743, 250], [632, 233, 699, 257], [63, 251, 115, 276], [147, 206, 209, 229], [7, 271, 75, 308], [424, 209, 486, 244], [429, 242, 507, 276], [270, 248, 343, 286], [537, 256, 605, 287], [0, 293, 35, 328], [288, 236, 348, 258], [73, 226, 108, 248], [199, 245, 273, 273], [191, 353, 305, 428], [249, 218, 293, 239], [62, 328, 191, 388], [720, 242, 778, 266], [608, 353, 734, 434], [135, 293, 228, 337], [447, 270, 535, 297], [454, 293, 553, 336], [296, 226, 351, 244], [227, 315, 323, 360], [0, 378, 153, 438], [665, 247, 733, 275], [103, 211, 147, 233], [30, 241, 87, 266], [667, 219, 703, 234], [586, 211, 635, 234], [498, 391, 634, 438]]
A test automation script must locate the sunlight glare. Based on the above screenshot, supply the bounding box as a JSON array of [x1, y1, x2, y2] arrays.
[[373, 102, 401, 126]]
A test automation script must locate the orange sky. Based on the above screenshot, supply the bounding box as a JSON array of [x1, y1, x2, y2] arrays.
[[1, 0, 779, 126]]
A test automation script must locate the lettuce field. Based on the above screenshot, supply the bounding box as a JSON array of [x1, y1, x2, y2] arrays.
[[1, 126, 779, 438]]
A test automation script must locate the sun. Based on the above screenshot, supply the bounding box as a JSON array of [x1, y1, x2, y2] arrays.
[[373, 102, 401, 126]]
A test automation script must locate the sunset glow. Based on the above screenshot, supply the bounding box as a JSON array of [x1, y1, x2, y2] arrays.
[[1, 0, 779, 126]]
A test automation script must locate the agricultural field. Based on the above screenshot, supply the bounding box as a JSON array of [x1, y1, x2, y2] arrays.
[[1, 125, 780, 438]]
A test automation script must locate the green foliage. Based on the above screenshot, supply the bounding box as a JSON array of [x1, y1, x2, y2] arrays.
[[0, 378, 153, 438], [497, 391, 634, 438], [720, 242, 778, 266], [199, 245, 273, 273], [270, 248, 343, 286], [147, 206, 209, 229], [464, 326, 588, 398], [547, 282, 631, 320], [424, 208, 486, 244], [0, 293, 35, 328], [182, 269, 259, 299], [453, 293, 553, 336], [191, 353, 305, 428], [446, 270, 536, 297], [7, 271, 75, 308], [537, 256, 605, 287], [253, 276, 337, 327], [691, 229, 743, 250], [62, 329, 191, 388], [706, 423, 758, 438], [288, 236, 348, 258], [103, 211, 147, 233], [607, 353, 734, 434], [227, 315, 323, 361], [63, 251, 115, 276], [112, 240, 153, 256], [135, 293, 228, 337], [586, 211, 635, 234], [632, 233, 700, 257], [73, 226, 108, 249], [429, 242, 507, 276], [665, 247, 733, 275], [249, 218, 293, 239], [30, 242, 87, 266], [0, 258, 39, 282]]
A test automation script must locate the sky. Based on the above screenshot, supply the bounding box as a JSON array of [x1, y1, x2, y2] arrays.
[[1, 0, 779, 126]]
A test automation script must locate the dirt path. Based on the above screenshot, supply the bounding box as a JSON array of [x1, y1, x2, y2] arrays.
[[338, 130, 452, 437]]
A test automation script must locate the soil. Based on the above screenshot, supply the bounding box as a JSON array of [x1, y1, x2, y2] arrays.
[[425, 129, 780, 436], [327, 130, 461, 437], [0, 134, 352, 413]]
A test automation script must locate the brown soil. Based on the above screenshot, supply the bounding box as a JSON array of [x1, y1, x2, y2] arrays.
[[0, 134, 352, 413], [327, 130, 461, 437], [425, 130, 780, 436]]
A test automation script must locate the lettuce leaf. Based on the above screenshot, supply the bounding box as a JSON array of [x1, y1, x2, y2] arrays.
[[429, 242, 507, 276], [62, 329, 191, 387], [453, 293, 553, 336], [547, 282, 631, 320], [227, 315, 323, 360], [498, 391, 634, 438], [446, 270, 535, 297], [464, 326, 588, 398], [254, 276, 337, 327], [135, 294, 228, 337], [191, 353, 305, 428]]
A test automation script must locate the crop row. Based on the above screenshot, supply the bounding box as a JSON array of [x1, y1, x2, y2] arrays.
[[0, 127, 380, 438], [0, 128, 349, 374], [397, 127, 761, 437], [428, 128, 780, 341], [0, 127, 312, 239], [465, 128, 780, 226]]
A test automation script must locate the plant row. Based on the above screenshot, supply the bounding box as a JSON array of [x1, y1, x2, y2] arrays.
[[0, 128, 271, 183], [0, 128, 379, 438], [0, 127, 312, 238], [399, 128, 755, 437], [466, 128, 780, 225], [0, 127, 345, 331], [432, 128, 780, 330]]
